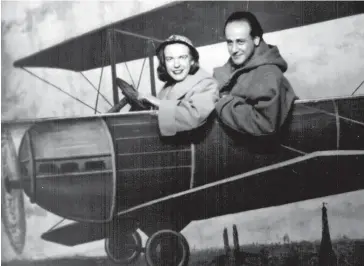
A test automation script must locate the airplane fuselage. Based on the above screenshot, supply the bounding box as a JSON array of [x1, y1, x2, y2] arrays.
[[12, 95, 364, 233]]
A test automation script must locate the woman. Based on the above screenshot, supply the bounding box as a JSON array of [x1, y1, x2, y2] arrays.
[[139, 35, 219, 136]]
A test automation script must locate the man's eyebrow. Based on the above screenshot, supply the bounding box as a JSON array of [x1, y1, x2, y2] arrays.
[[226, 38, 246, 42], [165, 54, 189, 58]]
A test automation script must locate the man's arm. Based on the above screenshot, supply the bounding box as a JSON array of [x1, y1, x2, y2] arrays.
[[215, 66, 283, 136]]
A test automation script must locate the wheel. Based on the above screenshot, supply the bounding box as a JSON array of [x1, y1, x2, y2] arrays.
[[1, 130, 26, 254], [105, 230, 142, 264], [145, 230, 190, 266]]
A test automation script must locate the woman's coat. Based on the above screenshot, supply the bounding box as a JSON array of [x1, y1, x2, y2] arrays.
[[157, 68, 219, 136]]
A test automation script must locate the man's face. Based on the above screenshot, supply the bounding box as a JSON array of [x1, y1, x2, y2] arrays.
[[164, 43, 194, 82], [225, 20, 260, 66]]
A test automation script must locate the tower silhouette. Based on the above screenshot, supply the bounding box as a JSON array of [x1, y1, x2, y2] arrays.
[[319, 203, 337, 266]]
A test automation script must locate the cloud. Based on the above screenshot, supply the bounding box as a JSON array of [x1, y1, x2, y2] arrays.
[[1, 0, 174, 120], [2, 1, 43, 22]]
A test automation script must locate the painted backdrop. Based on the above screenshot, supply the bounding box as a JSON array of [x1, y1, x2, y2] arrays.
[[1, 0, 364, 262]]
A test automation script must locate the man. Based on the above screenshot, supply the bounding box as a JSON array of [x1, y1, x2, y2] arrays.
[[214, 11, 297, 136]]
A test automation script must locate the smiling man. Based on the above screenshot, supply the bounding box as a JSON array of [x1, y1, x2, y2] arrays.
[[140, 35, 218, 136], [214, 12, 297, 136]]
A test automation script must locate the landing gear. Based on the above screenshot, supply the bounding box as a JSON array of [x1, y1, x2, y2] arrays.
[[105, 230, 142, 264], [145, 230, 190, 266], [104, 227, 190, 265]]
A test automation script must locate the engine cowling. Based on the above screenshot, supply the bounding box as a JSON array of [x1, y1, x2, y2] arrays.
[[18, 117, 117, 222]]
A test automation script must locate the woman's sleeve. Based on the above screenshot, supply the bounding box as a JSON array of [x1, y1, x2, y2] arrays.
[[158, 78, 219, 136]]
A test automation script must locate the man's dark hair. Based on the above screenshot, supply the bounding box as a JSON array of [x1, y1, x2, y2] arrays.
[[156, 42, 200, 83], [224, 11, 264, 39]]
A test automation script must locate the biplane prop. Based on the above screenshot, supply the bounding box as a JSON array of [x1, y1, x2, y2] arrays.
[[2, 1, 364, 265]]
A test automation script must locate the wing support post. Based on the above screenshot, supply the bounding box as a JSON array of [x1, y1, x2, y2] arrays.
[[147, 40, 157, 97], [108, 29, 119, 105]]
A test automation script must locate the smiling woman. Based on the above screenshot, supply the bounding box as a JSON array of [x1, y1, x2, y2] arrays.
[[164, 43, 195, 82], [139, 35, 219, 136]]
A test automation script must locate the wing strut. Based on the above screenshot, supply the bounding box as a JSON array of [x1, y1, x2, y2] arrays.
[[113, 29, 161, 97], [351, 79, 364, 96], [94, 32, 112, 113], [21, 67, 101, 113], [108, 29, 119, 105], [148, 40, 157, 96], [113, 29, 163, 43], [79, 72, 112, 107]]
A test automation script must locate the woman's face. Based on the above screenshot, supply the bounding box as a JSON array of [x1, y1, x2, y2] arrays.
[[164, 43, 194, 82]]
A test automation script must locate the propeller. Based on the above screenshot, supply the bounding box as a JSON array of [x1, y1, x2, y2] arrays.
[[1, 129, 26, 255]]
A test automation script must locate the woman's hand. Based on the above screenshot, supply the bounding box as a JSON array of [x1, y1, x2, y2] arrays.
[[219, 92, 230, 99], [138, 92, 160, 107]]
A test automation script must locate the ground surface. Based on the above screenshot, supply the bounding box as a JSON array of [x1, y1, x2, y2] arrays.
[[3, 239, 363, 266]]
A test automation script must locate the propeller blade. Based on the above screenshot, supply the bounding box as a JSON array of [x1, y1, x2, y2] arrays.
[[1, 130, 26, 255]]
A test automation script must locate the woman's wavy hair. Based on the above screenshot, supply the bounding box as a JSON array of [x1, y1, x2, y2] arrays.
[[156, 42, 200, 83]]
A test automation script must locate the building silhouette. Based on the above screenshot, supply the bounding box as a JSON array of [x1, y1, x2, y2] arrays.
[[319, 203, 337, 266]]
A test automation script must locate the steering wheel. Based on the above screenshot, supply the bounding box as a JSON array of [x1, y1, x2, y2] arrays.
[[107, 78, 152, 113], [117, 78, 152, 111]]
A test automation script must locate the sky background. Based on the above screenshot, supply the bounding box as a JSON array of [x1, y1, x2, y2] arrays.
[[1, 0, 364, 262]]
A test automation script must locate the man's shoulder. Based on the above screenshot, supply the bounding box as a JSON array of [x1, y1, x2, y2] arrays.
[[213, 65, 225, 74], [213, 61, 232, 75], [253, 64, 284, 78], [213, 61, 232, 86]]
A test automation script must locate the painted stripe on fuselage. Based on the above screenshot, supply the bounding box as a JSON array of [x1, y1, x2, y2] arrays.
[[116, 150, 364, 216], [190, 143, 196, 189]]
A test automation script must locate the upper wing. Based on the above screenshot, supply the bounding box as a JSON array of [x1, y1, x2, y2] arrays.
[[13, 1, 364, 71]]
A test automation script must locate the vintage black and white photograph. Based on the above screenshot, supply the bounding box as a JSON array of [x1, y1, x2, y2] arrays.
[[1, 1, 364, 265]]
